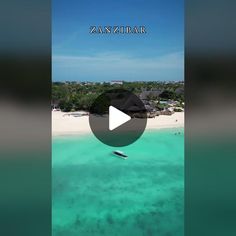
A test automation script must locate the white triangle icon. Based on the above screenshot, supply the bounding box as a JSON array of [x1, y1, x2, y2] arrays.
[[109, 106, 131, 131]]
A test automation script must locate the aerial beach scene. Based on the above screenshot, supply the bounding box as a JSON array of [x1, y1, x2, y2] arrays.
[[52, 0, 184, 235]]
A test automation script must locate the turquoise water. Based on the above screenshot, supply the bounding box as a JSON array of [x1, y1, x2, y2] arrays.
[[52, 128, 184, 236]]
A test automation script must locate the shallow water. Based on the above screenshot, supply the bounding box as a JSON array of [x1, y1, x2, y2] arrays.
[[52, 128, 184, 236]]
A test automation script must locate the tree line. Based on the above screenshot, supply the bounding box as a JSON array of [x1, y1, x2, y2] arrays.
[[52, 81, 184, 112]]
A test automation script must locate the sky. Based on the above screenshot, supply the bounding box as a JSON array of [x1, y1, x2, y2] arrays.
[[52, 0, 184, 82]]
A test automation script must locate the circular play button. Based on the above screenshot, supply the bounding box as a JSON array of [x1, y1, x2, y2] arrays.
[[89, 89, 147, 147]]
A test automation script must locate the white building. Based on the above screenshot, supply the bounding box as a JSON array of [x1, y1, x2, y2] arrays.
[[110, 80, 123, 85]]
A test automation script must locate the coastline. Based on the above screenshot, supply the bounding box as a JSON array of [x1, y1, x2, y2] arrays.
[[52, 111, 184, 137]]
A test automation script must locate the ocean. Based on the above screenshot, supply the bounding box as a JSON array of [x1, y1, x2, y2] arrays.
[[52, 128, 184, 236]]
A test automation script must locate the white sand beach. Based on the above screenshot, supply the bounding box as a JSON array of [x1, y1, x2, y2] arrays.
[[52, 111, 184, 136]]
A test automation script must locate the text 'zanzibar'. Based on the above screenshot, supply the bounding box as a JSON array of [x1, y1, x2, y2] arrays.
[[90, 26, 147, 34]]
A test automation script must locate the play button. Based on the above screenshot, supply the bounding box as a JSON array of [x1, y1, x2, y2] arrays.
[[109, 106, 131, 131], [89, 89, 147, 147]]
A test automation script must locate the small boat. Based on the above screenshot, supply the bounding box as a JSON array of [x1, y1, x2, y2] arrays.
[[113, 150, 128, 159]]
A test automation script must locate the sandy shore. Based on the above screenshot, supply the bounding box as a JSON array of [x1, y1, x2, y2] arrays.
[[52, 111, 184, 136]]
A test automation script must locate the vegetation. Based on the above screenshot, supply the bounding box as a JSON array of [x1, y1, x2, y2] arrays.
[[174, 107, 183, 112], [52, 81, 184, 112]]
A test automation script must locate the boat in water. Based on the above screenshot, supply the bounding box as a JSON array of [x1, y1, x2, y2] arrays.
[[113, 150, 128, 159]]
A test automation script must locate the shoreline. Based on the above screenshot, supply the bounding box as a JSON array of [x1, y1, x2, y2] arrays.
[[52, 127, 184, 139], [52, 111, 184, 137]]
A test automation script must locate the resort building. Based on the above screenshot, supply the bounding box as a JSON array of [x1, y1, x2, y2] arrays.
[[139, 90, 162, 100], [110, 80, 123, 85]]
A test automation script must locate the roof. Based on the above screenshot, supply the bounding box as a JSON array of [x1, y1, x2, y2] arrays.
[[145, 104, 156, 112], [139, 90, 162, 100], [175, 87, 184, 94]]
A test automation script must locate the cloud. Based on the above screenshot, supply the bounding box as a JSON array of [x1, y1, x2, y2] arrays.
[[52, 51, 184, 81]]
